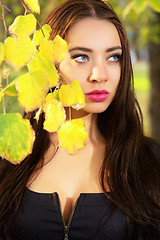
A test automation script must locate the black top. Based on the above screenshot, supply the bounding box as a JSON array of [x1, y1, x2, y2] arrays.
[[12, 188, 157, 240]]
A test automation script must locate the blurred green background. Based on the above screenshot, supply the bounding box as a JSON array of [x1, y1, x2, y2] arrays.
[[0, 0, 160, 141]]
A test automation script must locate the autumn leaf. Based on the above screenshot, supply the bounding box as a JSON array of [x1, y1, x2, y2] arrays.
[[43, 93, 66, 132], [32, 24, 52, 47], [52, 35, 68, 63], [0, 42, 4, 64], [9, 14, 37, 37], [0, 113, 34, 164], [59, 81, 85, 110], [28, 50, 58, 88], [2, 79, 18, 97], [39, 35, 67, 64], [58, 119, 87, 154], [4, 36, 34, 71], [23, 0, 40, 14], [16, 71, 49, 112]]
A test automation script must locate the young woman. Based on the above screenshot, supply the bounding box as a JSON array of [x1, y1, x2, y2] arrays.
[[0, 0, 160, 239]]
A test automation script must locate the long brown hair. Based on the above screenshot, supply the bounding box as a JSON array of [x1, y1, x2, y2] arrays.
[[0, 0, 160, 239]]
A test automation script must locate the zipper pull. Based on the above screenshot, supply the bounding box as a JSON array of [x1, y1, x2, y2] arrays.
[[64, 225, 69, 240]]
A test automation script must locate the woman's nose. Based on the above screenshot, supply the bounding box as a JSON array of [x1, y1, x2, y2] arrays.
[[89, 63, 107, 83]]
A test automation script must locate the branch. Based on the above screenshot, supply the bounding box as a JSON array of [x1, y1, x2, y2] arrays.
[[0, 1, 11, 40]]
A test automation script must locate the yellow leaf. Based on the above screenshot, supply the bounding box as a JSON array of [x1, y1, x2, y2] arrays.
[[32, 24, 52, 47], [0, 42, 4, 64], [58, 119, 87, 154], [4, 36, 34, 71], [59, 81, 85, 110], [52, 35, 67, 63], [0, 92, 3, 103], [9, 14, 37, 37], [39, 35, 67, 64], [39, 38, 54, 63], [43, 93, 66, 132], [2, 79, 18, 97], [28, 50, 58, 88], [23, 0, 40, 14], [16, 71, 49, 112], [0, 113, 34, 164]]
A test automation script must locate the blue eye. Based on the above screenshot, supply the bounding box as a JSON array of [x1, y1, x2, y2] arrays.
[[72, 54, 88, 63], [108, 54, 121, 62]]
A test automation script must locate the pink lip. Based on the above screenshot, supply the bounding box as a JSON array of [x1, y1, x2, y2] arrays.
[[85, 90, 110, 102]]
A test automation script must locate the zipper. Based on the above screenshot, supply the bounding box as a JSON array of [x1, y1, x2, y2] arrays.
[[54, 193, 79, 240]]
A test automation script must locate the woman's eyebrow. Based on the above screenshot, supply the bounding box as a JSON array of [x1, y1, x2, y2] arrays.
[[69, 47, 92, 53], [68, 46, 122, 53]]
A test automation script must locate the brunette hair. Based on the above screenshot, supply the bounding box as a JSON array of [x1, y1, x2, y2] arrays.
[[0, 0, 160, 239]]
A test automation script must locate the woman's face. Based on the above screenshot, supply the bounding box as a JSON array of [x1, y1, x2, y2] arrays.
[[59, 18, 122, 117]]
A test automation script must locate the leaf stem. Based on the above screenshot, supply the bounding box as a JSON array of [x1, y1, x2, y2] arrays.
[[59, 72, 71, 86], [0, 1, 11, 39], [19, 0, 28, 14], [69, 106, 72, 121]]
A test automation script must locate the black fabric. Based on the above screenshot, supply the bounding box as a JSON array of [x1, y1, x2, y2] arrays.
[[12, 188, 144, 240]]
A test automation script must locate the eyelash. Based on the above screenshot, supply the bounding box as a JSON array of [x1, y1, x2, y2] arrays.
[[71, 53, 122, 63], [71, 54, 88, 63], [108, 53, 122, 63]]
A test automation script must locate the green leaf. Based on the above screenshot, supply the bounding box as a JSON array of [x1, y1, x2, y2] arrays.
[[149, 0, 160, 12], [23, 0, 40, 14], [123, 1, 134, 18], [134, 0, 148, 13], [9, 14, 37, 37], [4, 36, 34, 71], [0, 113, 34, 164], [28, 51, 59, 88], [2, 80, 18, 96], [0, 42, 4, 65], [16, 71, 49, 112], [52, 89, 60, 101], [32, 24, 52, 47]]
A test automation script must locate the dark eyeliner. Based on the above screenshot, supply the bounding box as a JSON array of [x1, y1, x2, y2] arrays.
[[108, 53, 122, 62], [70, 53, 88, 59]]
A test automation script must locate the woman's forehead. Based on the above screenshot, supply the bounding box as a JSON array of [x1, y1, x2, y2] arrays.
[[65, 18, 121, 50]]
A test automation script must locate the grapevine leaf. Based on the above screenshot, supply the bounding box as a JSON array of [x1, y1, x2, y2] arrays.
[[58, 119, 88, 154], [0, 42, 4, 64], [43, 93, 66, 132], [2, 79, 18, 96], [4, 36, 34, 71], [23, 0, 40, 14], [39, 35, 67, 64], [16, 71, 49, 112], [59, 81, 85, 110], [9, 14, 37, 37], [0, 113, 34, 164], [32, 24, 52, 47], [28, 50, 59, 88]]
